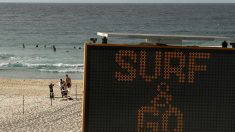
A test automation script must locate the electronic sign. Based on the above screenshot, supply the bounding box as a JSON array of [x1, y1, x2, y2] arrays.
[[83, 44, 235, 132]]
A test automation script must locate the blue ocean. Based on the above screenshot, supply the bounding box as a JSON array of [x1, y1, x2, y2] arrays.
[[0, 3, 235, 79]]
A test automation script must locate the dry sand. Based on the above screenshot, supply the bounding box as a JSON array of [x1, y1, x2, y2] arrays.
[[0, 79, 83, 132]]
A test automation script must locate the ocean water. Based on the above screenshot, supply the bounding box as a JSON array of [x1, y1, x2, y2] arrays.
[[0, 3, 235, 79]]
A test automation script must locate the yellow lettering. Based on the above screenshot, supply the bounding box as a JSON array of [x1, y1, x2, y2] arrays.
[[164, 52, 185, 83], [140, 51, 161, 82], [188, 53, 210, 83], [115, 50, 137, 81]]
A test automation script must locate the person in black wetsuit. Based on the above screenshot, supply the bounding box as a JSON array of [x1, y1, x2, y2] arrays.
[[52, 45, 56, 52], [102, 37, 108, 44], [222, 41, 228, 48]]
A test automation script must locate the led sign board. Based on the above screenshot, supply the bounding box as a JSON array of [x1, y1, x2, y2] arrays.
[[83, 44, 235, 132]]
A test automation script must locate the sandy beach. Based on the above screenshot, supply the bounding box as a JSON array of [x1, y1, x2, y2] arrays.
[[0, 79, 83, 132]]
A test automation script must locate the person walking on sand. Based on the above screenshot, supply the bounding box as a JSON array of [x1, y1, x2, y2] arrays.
[[65, 74, 72, 96], [49, 83, 55, 99], [65, 74, 72, 88]]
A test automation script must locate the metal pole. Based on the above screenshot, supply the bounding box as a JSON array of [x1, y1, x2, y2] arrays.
[[76, 84, 77, 100], [23, 95, 24, 114], [50, 97, 52, 106]]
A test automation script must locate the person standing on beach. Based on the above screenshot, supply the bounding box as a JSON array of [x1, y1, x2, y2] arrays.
[[59, 79, 65, 98], [49, 83, 55, 99], [222, 41, 228, 48], [65, 74, 72, 96], [63, 81, 68, 98]]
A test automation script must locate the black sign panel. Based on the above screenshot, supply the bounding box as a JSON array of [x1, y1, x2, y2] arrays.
[[83, 44, 235, 132]]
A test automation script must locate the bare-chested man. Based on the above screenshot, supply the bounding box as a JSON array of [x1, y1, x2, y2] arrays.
[[65, 74, 72, 89]]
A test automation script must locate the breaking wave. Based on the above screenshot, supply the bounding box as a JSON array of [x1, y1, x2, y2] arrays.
[[0, 53, 15, 60], [39, 68, 84, 73], [0, 62, 84, 73], [0, 62, 83, 68]]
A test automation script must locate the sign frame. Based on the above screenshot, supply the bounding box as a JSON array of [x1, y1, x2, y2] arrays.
[[82, 44, 235, 131]]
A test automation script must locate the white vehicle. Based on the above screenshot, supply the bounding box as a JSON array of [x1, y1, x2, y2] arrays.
[[97, 32, 235, 46]]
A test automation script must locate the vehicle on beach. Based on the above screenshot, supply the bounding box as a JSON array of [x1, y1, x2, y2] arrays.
[[97, 32, 235, 47]]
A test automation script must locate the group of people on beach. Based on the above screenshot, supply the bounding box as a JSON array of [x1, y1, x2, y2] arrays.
[[49, 74, 72, 100], [59, 74, 72, 98]]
